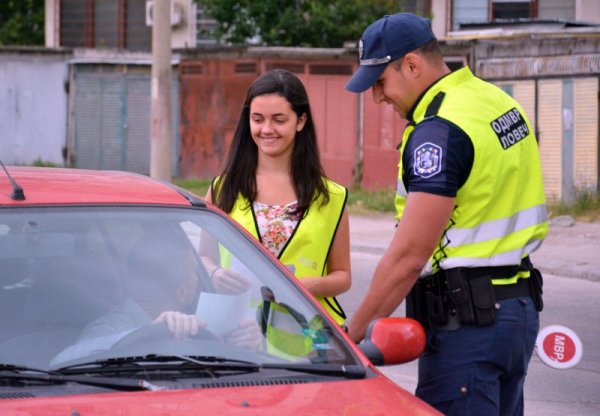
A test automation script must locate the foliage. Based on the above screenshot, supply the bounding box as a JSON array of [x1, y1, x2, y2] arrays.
[[0, 0, 45, 46], [196, 0, 419, 47], [174, 178, 396, 213], [173, 179, 211, 199], [548, 188, 600, 222], [31, 158, 60, 167], [174, 178, 600, 221], [346, 185, 395, 214]]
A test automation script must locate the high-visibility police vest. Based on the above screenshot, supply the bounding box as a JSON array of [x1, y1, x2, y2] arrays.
[[395, 67, 548, 283], [224, 178, 348, 323]]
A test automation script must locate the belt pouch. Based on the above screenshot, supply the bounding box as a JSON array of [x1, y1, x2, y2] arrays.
[[527, 267, 544, 311], [445, 269, 476, 324], [425, 291, 448, 326], [468, 275, 496, 326]]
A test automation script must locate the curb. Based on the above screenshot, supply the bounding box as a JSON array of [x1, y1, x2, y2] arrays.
[[534, 265, 600, 283], [350, 244, 387, 256]]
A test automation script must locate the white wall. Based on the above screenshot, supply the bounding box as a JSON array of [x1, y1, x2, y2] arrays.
[[44, 0, 58, 47], [0, 53, 69, 165], [431, 0, 449, 39], [171, 0, 197, 48], [576, 0, 600, 23]]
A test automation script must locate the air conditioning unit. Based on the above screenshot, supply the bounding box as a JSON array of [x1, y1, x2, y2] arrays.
[[146, 0, 183, 27]]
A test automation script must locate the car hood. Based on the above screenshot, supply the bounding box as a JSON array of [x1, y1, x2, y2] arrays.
[[0, 375, 439, 415]]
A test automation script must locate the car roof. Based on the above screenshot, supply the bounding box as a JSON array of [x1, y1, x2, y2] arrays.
[[0, 166, 196, 206]]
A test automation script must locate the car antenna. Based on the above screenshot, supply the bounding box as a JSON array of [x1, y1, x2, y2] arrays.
[[0, 161, 26, 201]]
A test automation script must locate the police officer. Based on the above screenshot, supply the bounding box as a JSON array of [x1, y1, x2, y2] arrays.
[[345, 13, 548, 416]]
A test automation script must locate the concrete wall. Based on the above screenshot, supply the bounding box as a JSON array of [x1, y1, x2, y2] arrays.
[[576, 0, 600, 23], [0, 49, 70, 166]]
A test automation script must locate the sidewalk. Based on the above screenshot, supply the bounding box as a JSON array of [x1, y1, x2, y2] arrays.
[[349, 213, 600, 282]]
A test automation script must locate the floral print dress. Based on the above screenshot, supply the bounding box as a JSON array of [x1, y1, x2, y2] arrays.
[[253, 201, 301, 258]]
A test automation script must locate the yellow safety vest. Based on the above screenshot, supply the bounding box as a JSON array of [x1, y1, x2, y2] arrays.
[[212, 177, 347, 358], [395, 67, 548, 283], [225, 178, 347, 323]]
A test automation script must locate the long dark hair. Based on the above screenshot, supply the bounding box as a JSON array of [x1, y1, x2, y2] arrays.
[[214, 69, 329, 214]]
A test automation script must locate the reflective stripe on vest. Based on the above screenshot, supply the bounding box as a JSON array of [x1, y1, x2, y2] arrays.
[[395, 67, 548, 281]]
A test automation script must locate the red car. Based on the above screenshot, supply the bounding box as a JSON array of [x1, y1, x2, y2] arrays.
[[0, 165, 439, 415]]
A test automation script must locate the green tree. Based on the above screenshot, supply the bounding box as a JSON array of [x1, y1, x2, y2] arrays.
[[197, 0, 423, 48], [0, 0, 45, 46]]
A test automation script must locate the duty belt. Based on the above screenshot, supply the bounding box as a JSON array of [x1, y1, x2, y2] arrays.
[[423, 258, 532, 296], [409, 256, 542, 330], [443, 255, 534, 281], [492, 276, 532, 300]]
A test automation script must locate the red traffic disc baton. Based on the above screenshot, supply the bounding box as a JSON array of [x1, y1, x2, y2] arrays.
[[535, 325, 583, 369]]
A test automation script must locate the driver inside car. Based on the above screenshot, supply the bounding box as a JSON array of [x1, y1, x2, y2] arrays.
[[51, 234, 262, 367]]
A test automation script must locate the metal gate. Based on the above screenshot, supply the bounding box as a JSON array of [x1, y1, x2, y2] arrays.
[[178, 56, 358, 187], [71, 64, 179, 176]]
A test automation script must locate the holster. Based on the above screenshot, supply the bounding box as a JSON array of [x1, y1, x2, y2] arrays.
[[406, 280, 430, 330], [527, 266, 544, 311]]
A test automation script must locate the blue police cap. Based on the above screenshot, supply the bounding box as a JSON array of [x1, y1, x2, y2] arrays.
[[345, 13, 436, 93]]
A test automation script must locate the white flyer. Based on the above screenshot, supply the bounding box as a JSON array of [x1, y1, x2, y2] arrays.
[[195, 290, 252, 337]]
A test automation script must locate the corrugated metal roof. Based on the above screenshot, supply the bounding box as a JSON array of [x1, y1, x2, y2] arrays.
[[446, 27, 600, 41], [478, 54, 600, 78]]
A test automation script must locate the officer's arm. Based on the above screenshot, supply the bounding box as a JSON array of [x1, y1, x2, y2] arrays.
[[348, 191, 454, 343]]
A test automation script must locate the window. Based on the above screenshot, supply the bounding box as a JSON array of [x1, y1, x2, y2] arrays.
[[195, 5, 218, 46], [452, 0, 489, 31], [397, 0, 431, 17], [491, 0, 536, 20], [60, 0, 151, 51]]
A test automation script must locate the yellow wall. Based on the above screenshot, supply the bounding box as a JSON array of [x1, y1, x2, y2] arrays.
[[538, 79, 563, 202], [574, 77, 599, 192]]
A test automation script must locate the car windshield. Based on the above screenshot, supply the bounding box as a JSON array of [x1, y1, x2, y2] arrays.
[[0, 206, 356, 372]]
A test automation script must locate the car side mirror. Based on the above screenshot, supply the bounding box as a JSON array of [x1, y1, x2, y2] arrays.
[[358, 317, 426, 366]]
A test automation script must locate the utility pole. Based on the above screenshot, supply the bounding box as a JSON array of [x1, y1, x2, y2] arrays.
[[150, 0, 173, 181]]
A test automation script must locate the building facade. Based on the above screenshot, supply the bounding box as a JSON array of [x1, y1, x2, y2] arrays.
[[4, 0, 598, 203]]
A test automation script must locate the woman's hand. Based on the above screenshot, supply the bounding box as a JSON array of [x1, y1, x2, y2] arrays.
[[212, 267, 251, 294], [223, 319, 263, 350]]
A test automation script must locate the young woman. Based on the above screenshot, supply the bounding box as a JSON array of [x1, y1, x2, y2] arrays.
[[205, 69, 351, 327]]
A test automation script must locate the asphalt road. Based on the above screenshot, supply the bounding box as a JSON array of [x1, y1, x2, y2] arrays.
[[341, 215, 600, 415]]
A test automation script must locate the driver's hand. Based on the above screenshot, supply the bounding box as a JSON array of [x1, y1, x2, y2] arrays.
[[212, 268, 251, 294], [153, 311, 207, 340], [223, 319, 262, 350]]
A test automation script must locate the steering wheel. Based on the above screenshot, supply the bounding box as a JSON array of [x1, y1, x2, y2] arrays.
[[109, 321, 218, 352]]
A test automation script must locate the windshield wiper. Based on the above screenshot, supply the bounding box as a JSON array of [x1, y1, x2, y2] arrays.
[[55, 356, 365, 380], [56, 354, 261, 375], [1, 364, 56, 375], [262, 363, 366, 379], [0, 365, 161, 391]]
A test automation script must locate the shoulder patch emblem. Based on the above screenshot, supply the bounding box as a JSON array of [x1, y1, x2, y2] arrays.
[[413, 142, 442, 178]]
